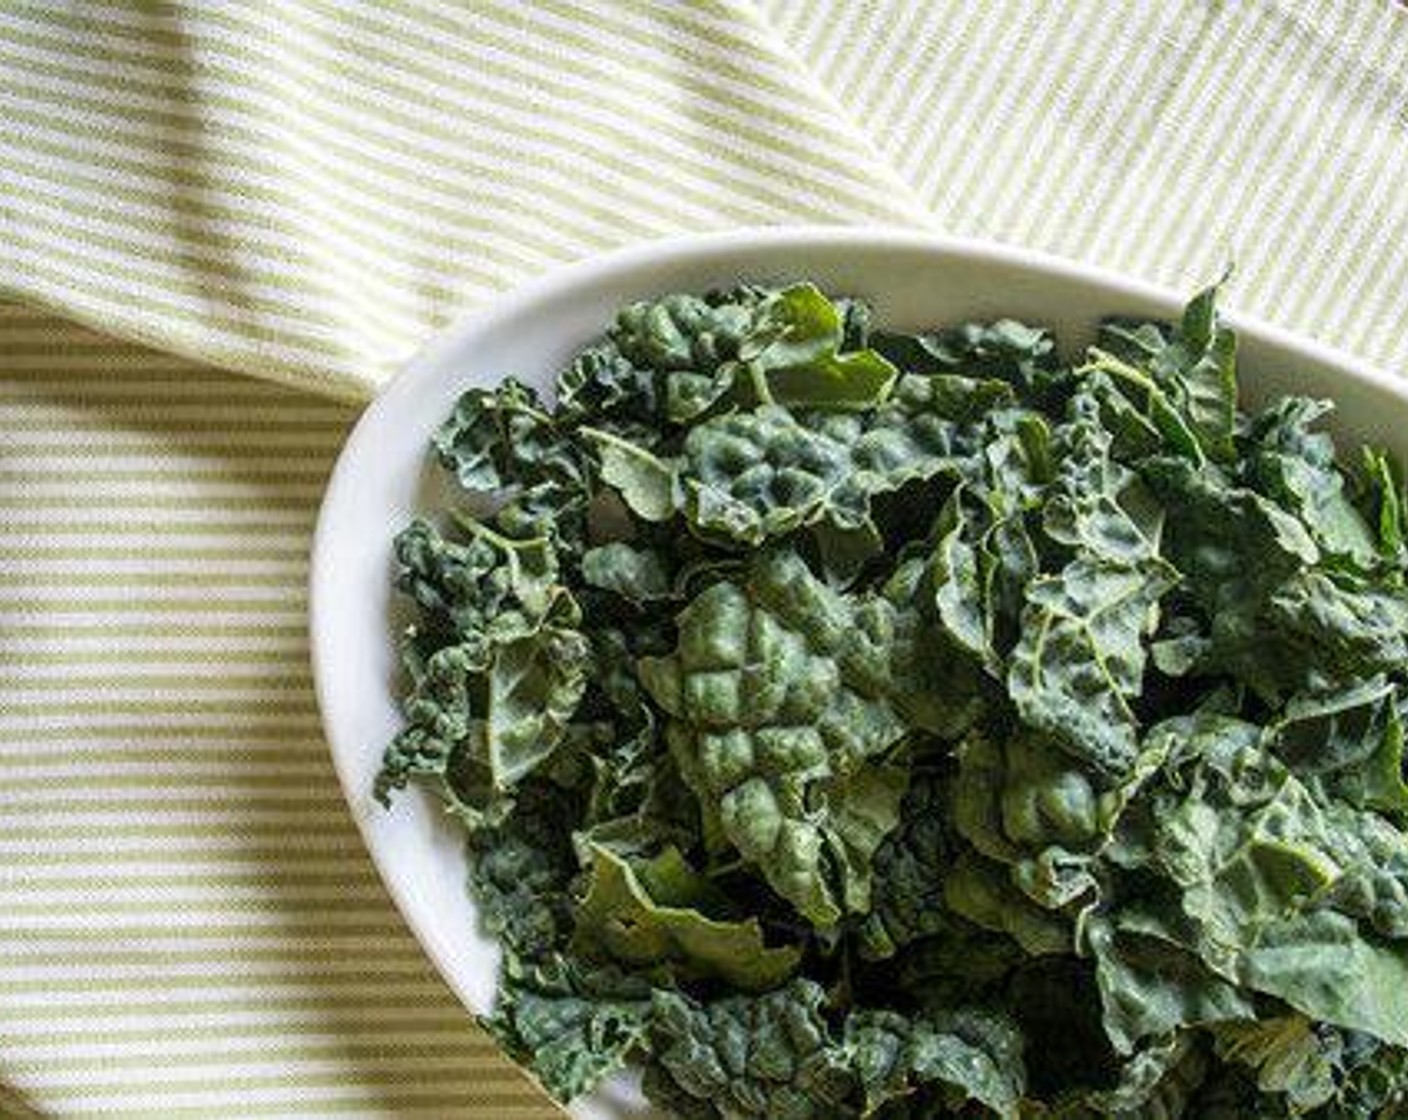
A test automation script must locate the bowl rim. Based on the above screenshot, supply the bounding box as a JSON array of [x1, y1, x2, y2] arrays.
[[308, 225, 1405, 1115]]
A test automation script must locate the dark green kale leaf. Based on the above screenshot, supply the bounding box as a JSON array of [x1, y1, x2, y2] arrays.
[[571, 288, 764, 427], [871, 318, 1059, 393], [614, 289, 758, 372], [841, 1006, 1025, 1116], [555, 340, 660, 428], [465, 778, 581, 960], [677, 398, 971, 550], [1267, 571, 1408, 685], [487, 953, 655, 1102], [883, 916, 1024, 1015], [375, 516, 589, 817], [1242, 396, 1379, 569], [1141, 455, 1326, 700], [431, 379, 591, 546], [1322, 1033, 1408, 1118], [432, 378, 576, 492], [1092, 1031, 1211, 1119], [857, 769, 960, 959], [375, 611, 590, 819], [1272, 677, 1408, 818], [644, 980, 857, 1120], [680, 406, 868, 545], [942, 849, 1072, 957], [390, 516, 560, 646], [1110, 717, 1408, 1047]]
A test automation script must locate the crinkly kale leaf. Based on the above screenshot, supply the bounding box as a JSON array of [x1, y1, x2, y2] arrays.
[[486, 953, 655, 1101], [841, 1006, 1026, 1116], [644, 980, 857, 1120], [637, 548, 912, 927]]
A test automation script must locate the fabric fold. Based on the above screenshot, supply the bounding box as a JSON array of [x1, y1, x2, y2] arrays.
[[0, 0, 923, 400]]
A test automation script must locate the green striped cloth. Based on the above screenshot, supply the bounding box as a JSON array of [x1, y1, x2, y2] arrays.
[[2, 1, 1407, 1115]]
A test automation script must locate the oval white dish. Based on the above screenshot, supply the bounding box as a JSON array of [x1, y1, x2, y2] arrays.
[[309, 228, 1408, 1119]]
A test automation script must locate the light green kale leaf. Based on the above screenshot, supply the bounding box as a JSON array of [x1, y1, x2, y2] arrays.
[[1118, 720, 1408, 1046], [1210, 1015, 1342, 1114], [1357, 445, 1408, 564], [580, 541, 675, 606], [571, 843, 801, 992], [953, 726, 1108, 866], [1007, 554, 1176, 778], [582, 425, 681, 523], [1086, 914, 1256, 1055], [738, 283, 897, 411], [929, 487, 992, 666], [638, 548, 912, 927]]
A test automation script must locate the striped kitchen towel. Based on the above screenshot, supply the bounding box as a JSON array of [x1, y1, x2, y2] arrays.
[[3, 1, 1408, 1116]]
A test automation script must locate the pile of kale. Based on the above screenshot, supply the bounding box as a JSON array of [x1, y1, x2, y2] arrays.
[[376, 281, 1408, 1118]]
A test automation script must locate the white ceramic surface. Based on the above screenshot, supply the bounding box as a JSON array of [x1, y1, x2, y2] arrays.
[[309, 228, 1408, 1119]]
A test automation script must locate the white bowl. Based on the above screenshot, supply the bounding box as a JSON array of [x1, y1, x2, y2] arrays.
[[309, 228, 1408, 1119]]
